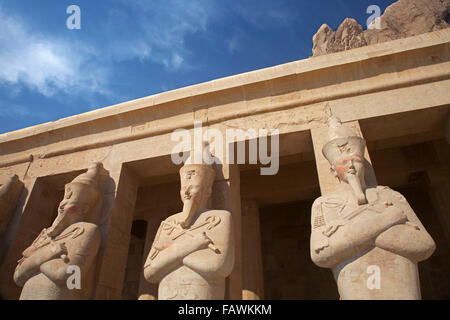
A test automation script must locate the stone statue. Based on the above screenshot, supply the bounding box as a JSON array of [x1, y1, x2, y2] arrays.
[[0, 174, 23, 258], [310, 117, 436, 299], [13, 163, 105, 300], [143, 146, 234, 300]]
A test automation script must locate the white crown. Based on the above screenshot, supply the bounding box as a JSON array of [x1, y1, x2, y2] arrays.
[[322, 116, 366, 164]]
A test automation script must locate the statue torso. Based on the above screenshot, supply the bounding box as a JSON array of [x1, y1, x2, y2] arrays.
[[154, 210, 227, 300], [19, 221, 99, 300], [317, 186, 421, 299]]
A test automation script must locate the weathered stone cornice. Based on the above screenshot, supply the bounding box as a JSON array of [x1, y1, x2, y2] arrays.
[[0, 29, 449, 167]]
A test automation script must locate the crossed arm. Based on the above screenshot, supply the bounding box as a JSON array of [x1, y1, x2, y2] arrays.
[[144, 212, 234, 283], [14, 226, 101, 287], [374, 194, 435, 262], [310, 198, 408, 269], [14, 242, 65, 287], [310, 195, 436, 269]]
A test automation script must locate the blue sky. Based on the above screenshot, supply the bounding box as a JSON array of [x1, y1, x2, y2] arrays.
[[0, 0, 397, 134]]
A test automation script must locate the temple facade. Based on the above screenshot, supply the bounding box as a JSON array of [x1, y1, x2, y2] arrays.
[[0, 29, 449, 300]]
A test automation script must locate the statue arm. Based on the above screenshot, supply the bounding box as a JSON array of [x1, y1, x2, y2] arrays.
[[39, 227, 101, 286], [375, 193, 436, 262], [13, 242, 65, 287], [310, 199, 407, 269], [182, 211, 234, 279], [143, 222, 192, 283], [143, 246, 183, 284]]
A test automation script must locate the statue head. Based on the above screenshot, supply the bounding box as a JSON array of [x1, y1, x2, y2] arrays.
[[323, 116, 367, 204], [0, 174, 22, 234], [0, 174, 19, 211], [47, 163, 104, 237], [177, 143, 216, 228]]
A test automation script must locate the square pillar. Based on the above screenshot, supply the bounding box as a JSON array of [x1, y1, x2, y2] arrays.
[[212, 162, 242, 300], [241, 199, 264, 300], [0, 177, 58, 299], [92, 165, 139, 299], [137, 211, 167, 300]]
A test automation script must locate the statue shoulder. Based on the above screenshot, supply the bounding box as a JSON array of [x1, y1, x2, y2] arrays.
[[201, 210, 232, 227], [312, 195, 327, 206], [74, 221, 99, 231], [207, 209, 231, 219], [199, 210, 232, 232], [162, 212, 182, 224], [312, 192, 346, 210], [70, 222, 101, 241], [377, 185, 408, 203]]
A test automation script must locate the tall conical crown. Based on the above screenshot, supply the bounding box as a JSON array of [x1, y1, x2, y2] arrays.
[[180, 141, 216, 183], [71, 162, 104, 189], [322, 116, 366, 164]]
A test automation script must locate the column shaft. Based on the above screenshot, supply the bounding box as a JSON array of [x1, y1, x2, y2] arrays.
[[241, 199, 264, 300]]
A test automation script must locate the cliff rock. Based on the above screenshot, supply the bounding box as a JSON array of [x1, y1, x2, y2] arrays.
[[312, 0, 450, 56]]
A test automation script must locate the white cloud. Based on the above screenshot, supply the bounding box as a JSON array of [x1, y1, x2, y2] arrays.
[[227, 34, 240, 54], [236, 2, 297, 29], [0, 9, 110, 98], [0, 0, 216, 102], [111, 0, 215, 69], [172, 53, 184, 69], [0, 99, 46, 120]]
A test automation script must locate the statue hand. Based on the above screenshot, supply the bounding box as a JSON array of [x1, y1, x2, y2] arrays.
[[50, 242, 68, 258], [183, 232, 212, 255], [383, 205, 408, 227]]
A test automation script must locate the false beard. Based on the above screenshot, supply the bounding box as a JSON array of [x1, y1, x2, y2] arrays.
[[346, 173, 367, 205], [178, 199, 197, 228], [46, 213, 69, 237]]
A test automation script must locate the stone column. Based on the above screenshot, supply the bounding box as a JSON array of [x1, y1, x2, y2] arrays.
[[427, 172, 450, 243], [92, 165, 139, 299], [426, 139, 450, 244], [241, 199, 264, 300], [212, 162, 242, 300], [137, 216, 162, 300], [311, 120, 376, 195], [0, 177, 58, 299]]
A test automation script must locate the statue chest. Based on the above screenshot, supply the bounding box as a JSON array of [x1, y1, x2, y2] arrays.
[[24, 224, 86, 257], [155, 215, 221, 251], [321, 187, 392, 226]]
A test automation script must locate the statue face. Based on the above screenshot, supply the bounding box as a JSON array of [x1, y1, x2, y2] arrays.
[[48, 183, 98, 236], [58, 183, 92, 216], [332, 152, 365, 184], [180, 169, 208, 205], [177, 167, 214, 227]]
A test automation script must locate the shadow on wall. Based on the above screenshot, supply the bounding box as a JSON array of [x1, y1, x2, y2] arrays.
[[260, 200, 339, 300]]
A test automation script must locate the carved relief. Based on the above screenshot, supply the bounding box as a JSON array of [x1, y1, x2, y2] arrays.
[[13, 163, 106, 300], [143, 145, 234, 300], [310, 117, 436, 299]]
